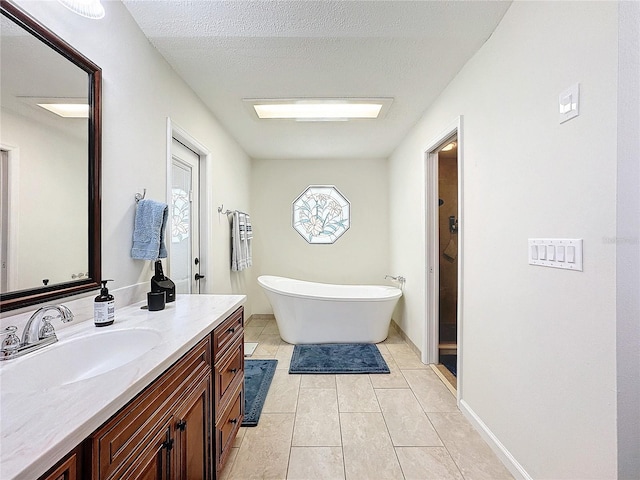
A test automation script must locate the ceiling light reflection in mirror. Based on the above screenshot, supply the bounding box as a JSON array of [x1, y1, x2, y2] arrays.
[[37, 103, 89, 118]]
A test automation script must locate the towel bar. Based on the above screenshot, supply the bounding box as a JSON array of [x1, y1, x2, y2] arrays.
[[218, 204, 249, 216], [135, 188, 146, 203]]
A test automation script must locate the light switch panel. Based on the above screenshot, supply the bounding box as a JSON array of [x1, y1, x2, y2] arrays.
[[528, 238, 583, 271], [559, 83, 580, 124]]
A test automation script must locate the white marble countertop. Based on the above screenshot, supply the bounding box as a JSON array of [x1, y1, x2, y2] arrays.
[[0, 294, 246, 480]]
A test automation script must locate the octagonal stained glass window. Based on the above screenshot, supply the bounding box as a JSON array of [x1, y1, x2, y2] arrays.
[[292, 185, 350, 244]]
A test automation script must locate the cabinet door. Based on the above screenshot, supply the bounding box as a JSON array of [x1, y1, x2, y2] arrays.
[[38, 447, 81, 480], [121, 425, 172, 480], [174, 372, 212, 480]]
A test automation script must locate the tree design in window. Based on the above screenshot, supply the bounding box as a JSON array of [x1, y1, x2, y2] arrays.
[[292, 185, 350, 244]]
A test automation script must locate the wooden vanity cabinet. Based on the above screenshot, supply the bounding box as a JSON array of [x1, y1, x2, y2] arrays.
[[120, 372, 212, 480], [37, 307, 244, 480], [88, 335, 212, 480], [84, 306, 243, 480]]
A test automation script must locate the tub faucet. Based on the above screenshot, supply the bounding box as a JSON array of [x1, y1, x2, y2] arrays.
[[0, 304, 74, 361], [385, 275, 406, 284]]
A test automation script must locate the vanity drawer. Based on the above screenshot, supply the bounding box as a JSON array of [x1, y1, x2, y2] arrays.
[[215, 380, 244, 473], [212, 306, 243, 360], [214, 335, 244, 415], [90, 337, 211, 480]]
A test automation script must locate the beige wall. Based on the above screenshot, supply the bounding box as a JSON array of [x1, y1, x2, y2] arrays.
[[249, 157, 389, 313], [389, 2, 619, 478]]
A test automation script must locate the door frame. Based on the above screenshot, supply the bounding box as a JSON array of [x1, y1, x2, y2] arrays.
[[166, 118, 212, 293], [423, 116, 464, 403], [0, 144, 20, 291]]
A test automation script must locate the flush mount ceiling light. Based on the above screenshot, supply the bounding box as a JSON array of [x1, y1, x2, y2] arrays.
[[37, 103, 89, 118], [57, 0, 105, 19], [245, 98, 393, 121], [441, 141, 457, 152]]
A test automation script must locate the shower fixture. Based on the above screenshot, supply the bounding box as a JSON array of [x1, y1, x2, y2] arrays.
[[449, 216, 458, 234]]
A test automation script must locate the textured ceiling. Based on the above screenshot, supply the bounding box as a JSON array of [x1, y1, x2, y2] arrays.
[[123, 1, 512, 160]]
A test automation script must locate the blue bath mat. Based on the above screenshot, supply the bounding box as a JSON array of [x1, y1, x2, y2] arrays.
[[289, 343, 390, 374], [243, 359, 278, 427]]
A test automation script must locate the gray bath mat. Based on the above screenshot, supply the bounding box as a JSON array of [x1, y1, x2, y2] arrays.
[[289, 343, 390, 374]]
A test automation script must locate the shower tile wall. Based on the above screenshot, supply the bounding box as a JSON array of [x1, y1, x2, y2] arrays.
[[438, 154, 458, 344]]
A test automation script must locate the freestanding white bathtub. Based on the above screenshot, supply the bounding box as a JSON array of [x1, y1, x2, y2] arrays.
[[257, 275, 402, 344]]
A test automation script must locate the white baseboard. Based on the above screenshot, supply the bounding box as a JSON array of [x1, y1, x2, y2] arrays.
[[459, 399, 533, 480], [390, 319, 423, 359]]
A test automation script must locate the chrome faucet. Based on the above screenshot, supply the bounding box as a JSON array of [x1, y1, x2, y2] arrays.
[[0, 304, 74, 361], [385, 275, 406, 284]]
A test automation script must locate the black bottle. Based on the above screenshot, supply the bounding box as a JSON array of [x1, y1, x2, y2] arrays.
[[94, 279, 115, 326], [151, 261, 176, 303]]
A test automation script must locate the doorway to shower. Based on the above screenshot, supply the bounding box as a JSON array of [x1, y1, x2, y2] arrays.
[[424, 117, 463, 400], [436, 139, 458, 389]]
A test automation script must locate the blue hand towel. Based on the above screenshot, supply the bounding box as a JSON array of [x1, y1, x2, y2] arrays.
[[131, 199, 168, 260]]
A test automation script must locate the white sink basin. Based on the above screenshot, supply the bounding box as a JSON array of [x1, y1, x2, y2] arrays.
[[0, 328, 162, 393]]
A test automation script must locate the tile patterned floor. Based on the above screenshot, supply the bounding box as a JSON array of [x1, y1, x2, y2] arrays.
[[223, 317, 514, 480]]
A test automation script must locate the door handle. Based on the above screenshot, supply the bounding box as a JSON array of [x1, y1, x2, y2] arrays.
[[195, 273, 205, 281]]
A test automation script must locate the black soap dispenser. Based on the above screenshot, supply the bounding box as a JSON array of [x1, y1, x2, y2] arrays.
[[151, 260, 176, 303], [94, 279, 115, 327]]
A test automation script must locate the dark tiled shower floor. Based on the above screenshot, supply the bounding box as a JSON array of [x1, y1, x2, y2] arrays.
[[440, 354, 457, 377]]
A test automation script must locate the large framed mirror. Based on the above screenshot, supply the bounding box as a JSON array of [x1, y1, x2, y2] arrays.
[[0, 0, 101, 312]]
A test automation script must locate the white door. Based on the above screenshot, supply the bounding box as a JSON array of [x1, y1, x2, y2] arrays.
[[170, 139, 201, 294]]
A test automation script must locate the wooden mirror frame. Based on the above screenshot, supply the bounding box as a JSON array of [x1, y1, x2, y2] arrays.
[[0, 0, 101, 312]]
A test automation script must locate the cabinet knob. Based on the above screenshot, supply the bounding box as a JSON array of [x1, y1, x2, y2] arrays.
[[227, 327, 235, 334], [229, 418, 238, 424], [229, 368, 238, 374], [162, 438, 174, 451], [177, 420, 187, 431]]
